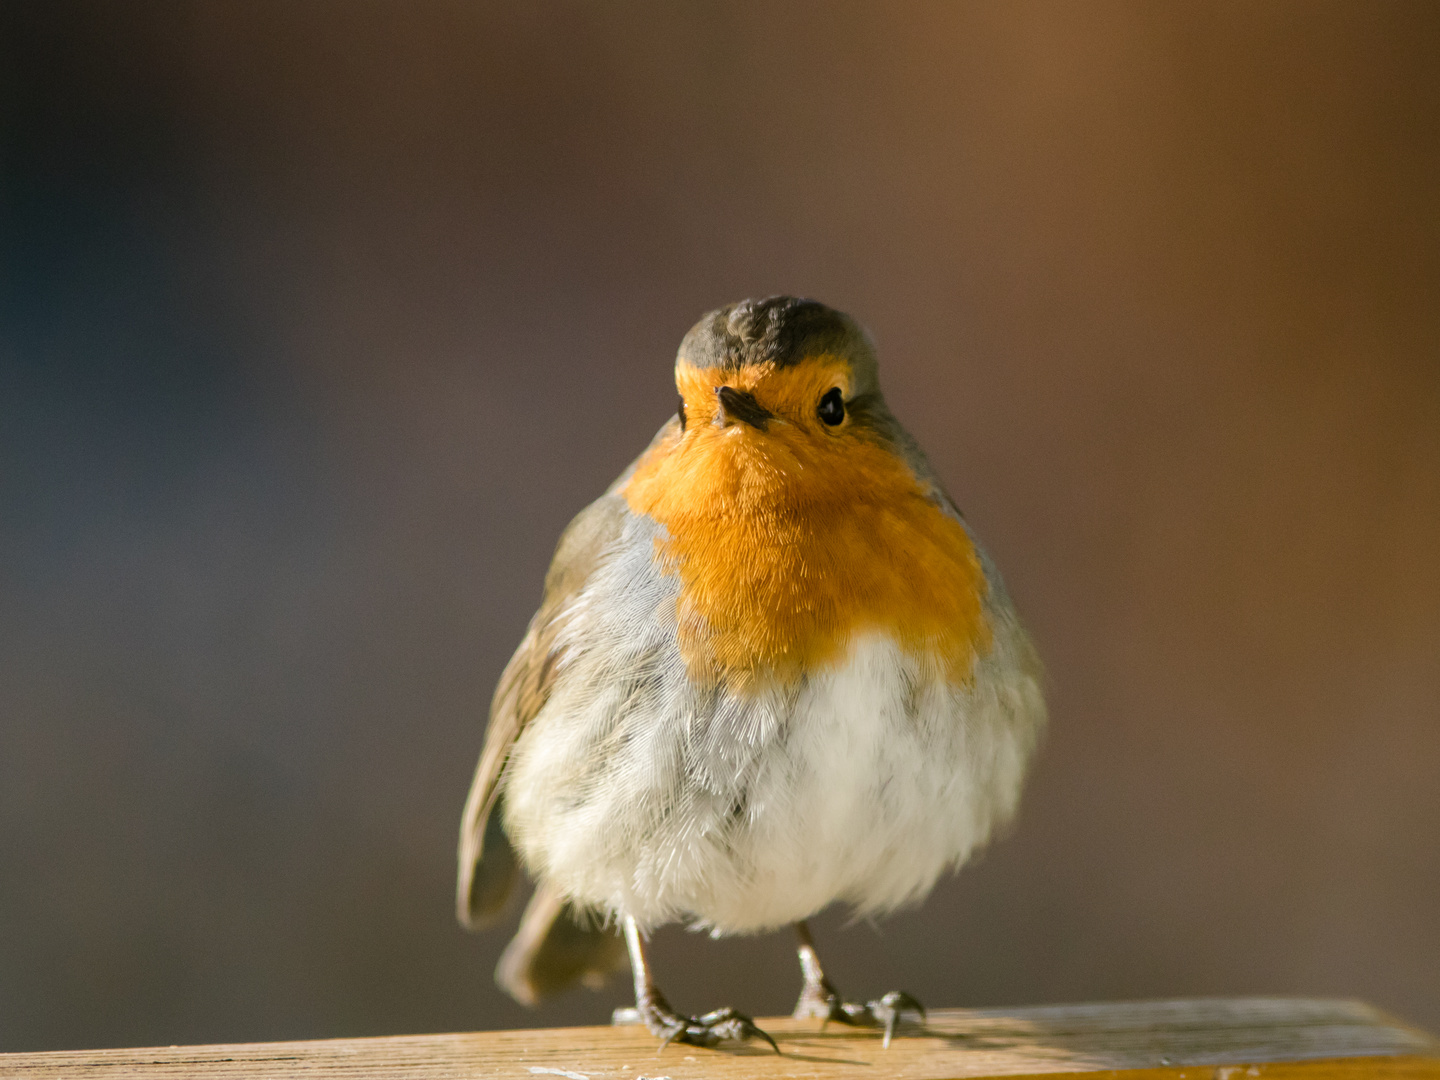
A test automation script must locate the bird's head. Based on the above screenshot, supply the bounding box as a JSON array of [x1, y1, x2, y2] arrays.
[[670, 296, 885, 461]]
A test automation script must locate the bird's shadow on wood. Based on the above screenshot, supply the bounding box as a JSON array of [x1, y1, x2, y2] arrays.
[[775, 1021, 1018, 1062], [676, 1038, 868, 1067]]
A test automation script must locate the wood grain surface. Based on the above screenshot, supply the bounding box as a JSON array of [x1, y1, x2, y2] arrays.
[[3, 998, 1436, 1079]]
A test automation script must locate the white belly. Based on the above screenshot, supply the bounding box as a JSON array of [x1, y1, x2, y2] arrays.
[[502, 621, 1043, 934]]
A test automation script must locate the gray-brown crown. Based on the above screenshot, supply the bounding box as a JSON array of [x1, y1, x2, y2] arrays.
[[677, 296, 881, 395]]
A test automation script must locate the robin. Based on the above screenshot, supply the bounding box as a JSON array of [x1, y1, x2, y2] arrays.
[[457, 297, 1046, 1051]]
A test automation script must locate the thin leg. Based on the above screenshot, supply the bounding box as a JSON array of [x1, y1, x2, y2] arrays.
[[793, 920, 844, 1021], [791, 920, 925, 1048], [620, 916, 778, 1053]]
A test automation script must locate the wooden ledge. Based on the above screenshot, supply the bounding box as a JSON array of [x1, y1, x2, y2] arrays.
[[3, 998, 1436, 1079]]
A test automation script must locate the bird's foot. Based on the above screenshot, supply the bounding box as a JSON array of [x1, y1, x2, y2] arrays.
[[794, 983, 925, 1048], [629, 985, 778, 1053]]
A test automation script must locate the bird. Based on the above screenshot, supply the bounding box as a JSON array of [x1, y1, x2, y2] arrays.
[[457, 296, 1046, 1051]]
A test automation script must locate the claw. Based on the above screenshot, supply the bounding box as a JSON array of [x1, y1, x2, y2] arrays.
[[794, 985, 926, 1046], [702, 1009, 779, 1053], [870, 990, 926, 1048], [881, 989, 926, 1022], [790, 922, 924, 1047], [735, 1017, 780, 1054], [623, 918, 777, 1054], [640, 996, 778, 1053]]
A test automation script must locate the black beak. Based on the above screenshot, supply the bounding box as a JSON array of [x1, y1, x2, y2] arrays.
[[715, 386, 772, 431]]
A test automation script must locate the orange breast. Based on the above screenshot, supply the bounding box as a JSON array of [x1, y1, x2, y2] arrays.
[[621, 374, 991, 689]]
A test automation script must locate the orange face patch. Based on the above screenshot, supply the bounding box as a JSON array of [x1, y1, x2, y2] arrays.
[[621, 357, 992, 689]]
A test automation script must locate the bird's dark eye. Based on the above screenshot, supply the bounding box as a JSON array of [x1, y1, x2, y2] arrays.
[[817, 387, 845, 426], [677, 396, 687, 431]]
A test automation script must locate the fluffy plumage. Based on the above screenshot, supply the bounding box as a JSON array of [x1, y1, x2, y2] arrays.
[[457, 296, 1045, 1007]]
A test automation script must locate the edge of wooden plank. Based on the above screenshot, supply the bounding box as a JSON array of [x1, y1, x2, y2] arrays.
[[1008, 1057, 1440, 1080], [1, 997, 1435, 1079]]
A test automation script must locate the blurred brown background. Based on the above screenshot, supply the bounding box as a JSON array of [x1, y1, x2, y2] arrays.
[[1, 0, 1437, 1055]]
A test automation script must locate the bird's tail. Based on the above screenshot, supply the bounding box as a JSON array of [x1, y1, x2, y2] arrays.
[[496, 884, 628, 1005]]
